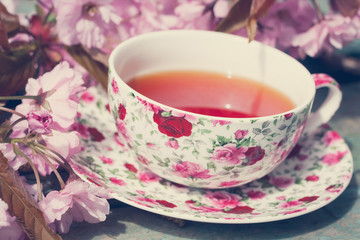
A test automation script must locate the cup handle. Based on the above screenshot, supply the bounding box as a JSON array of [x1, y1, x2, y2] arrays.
[[303, 73, 342, 134]]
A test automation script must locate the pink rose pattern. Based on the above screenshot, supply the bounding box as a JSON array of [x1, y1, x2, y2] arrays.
[[71, 86, 352, 222], [211, 143, 248, 165], [172, 161, 213, 179]]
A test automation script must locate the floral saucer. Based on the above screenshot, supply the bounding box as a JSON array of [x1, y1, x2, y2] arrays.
[[71, 86, 353, 224]]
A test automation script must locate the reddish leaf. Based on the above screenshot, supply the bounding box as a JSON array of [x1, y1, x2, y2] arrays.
[[250, 0, 275, 19], [0, 3, 20, 33], [215, 0, 253, 33], [0, 45, 37, 96], [65, 44, 108, 90], [0, 152, 62, 240], [215, 0, 275, 42], [0, 19, 10, 51], [246, 17, 257, 42], [333, 0, 360, 17]]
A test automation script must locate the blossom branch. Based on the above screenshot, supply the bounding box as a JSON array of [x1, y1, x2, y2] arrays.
[[0, 106, 26, 118], [12, 143, 43, 201], [31, 146, 65, 189], [31, 141, 73, 173]]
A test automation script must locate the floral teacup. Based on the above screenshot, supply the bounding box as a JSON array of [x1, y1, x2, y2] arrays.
[[108, 30, 342, 189]]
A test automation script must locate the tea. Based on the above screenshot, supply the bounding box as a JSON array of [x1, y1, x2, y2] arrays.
[[127, 70, 295, 118]]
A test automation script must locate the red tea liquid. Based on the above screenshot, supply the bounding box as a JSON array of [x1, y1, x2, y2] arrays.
[[128, 70, 295, 118]]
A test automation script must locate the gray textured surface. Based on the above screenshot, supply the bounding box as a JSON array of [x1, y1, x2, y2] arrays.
[[63, 80, 360, 240]]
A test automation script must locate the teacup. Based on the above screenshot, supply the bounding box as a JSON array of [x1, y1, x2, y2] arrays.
[[108, 30, 342, 189]]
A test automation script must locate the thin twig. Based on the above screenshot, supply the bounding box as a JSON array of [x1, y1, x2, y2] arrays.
[[12, 143, 43, 201], [0, 106, 26, 118], [32, 147, 65, 189], [0, 96, 39, 101], [2, 117, 27, 141], [32, 142, 73, 173]]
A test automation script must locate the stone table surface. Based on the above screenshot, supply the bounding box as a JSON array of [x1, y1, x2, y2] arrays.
[[63, 78, 360, 240]]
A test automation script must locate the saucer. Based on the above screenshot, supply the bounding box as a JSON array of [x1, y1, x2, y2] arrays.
[[71, 86, 353, 223]]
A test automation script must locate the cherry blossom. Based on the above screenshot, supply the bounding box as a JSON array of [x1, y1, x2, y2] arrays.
[[293, 13, 359, 57], [27, 110, 53, 134], [0, 199, 25, 240], [13, 61, 84, 131], [39, 179, 110, 234], [54, 0, 137, 50]]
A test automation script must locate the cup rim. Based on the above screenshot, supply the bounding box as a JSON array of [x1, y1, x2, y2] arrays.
[[109, 30, 315, 122]]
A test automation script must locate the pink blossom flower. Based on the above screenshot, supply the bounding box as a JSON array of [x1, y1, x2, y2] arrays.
[[0, 199, 26, 240], [213, 0, 230, 18], [292, 13, 359, 57], [39, 179, 109, 234], [269, 176, 295, 189], [219, 180, 243, 188], [235, 129, 248, 140], [165, 139, 179, 149], [43, 131, 81, 160], [204, 191, 242, 209], [322, 150, 348, 166], [55, 0, 137, 50], [27, 110, 53, 134], [322, 131, 342, 146], [0, 143, 27, 171], [211, 143, 247, 165], [235, 0, 317, 57], [172, 161, 213, 179], [136, 171, 161, 183], [14, 61, 84, 131], [174, 0, 214, 30], [246, 190, 266, 200], [278, 200, 303, 209]]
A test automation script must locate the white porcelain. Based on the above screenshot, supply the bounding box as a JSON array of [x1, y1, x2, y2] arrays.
[[107, 30, 342, 188], [71, 86, 352, 223]]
